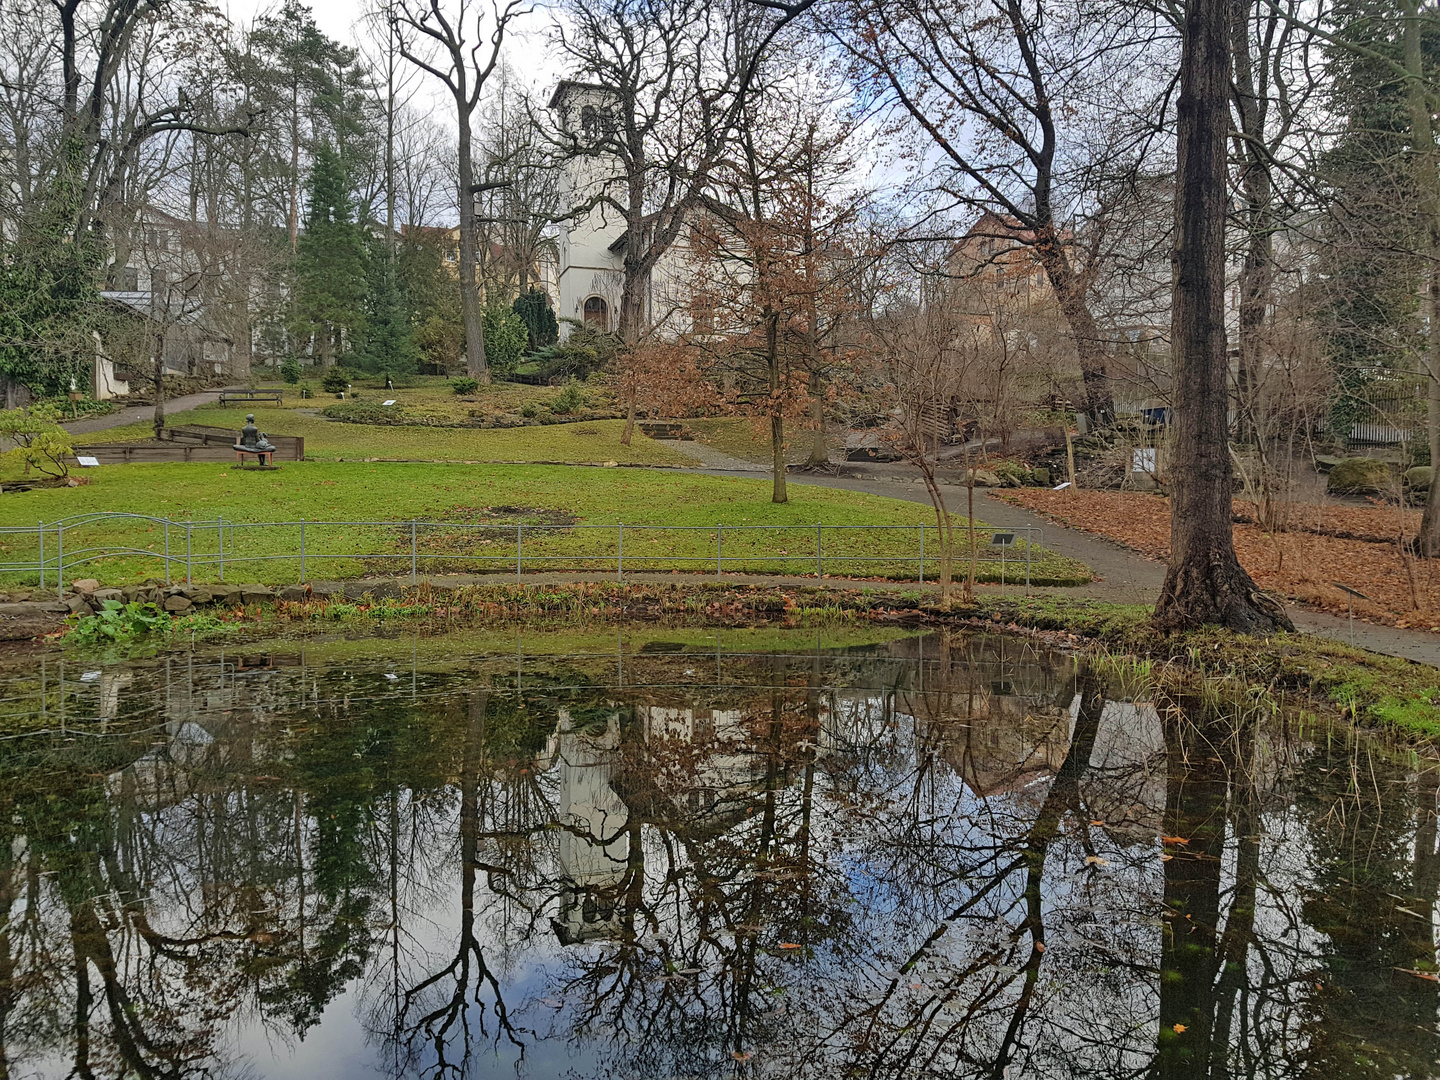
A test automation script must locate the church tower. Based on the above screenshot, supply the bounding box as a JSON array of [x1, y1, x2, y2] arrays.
[[548, 81, 625, 338]]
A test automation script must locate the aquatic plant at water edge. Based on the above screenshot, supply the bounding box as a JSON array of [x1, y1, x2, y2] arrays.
[[67, 599, 168, 643]]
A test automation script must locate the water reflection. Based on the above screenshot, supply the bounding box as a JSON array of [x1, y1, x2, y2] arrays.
[[0, 631, 1435, 1078]]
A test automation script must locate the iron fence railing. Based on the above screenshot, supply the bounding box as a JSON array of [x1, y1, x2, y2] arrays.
[[0, 513, 1046, 597]]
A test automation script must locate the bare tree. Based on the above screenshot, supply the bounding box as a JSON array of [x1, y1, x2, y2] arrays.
[[838, 0, 1168, 425], [1154, 0, 1292, 632], [391, 0, 530, 381]]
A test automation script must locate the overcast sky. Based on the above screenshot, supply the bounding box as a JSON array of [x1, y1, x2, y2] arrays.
[[218, 0, 564, 104]]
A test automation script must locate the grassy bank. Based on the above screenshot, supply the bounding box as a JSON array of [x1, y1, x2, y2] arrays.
[[45, 580, 1440, 741], [983, 595, 1440, 739], [0, 462, 1091, 587]]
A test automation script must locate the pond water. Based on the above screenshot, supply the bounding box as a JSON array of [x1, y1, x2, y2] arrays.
[[0, 626, 1436, 1079]]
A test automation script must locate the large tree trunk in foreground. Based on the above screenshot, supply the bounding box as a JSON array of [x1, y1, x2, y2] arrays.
[[1404, 0, 1440, 557], [1153, 0, 1292, 633]]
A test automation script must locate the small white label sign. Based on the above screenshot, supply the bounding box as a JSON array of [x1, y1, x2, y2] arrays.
[[76, 456, 100, 467], [383, 399, 397, 406]]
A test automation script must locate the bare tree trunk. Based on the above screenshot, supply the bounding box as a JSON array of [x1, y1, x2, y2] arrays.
[[918, 465, 953, 606], [617, 267, 646, 446], [1230, 0, 1271, 447], [1032, 231, 1113, 425], [289, 83, 300, 254], [806, 369, 827, 467], [965, 466, 977, 602], [152, 332, 165, 439], [1154, 0, 1293, 633], [768, 312, 787, 504], [457, 113, 489, 382], [1405, 0, 1440, 556]]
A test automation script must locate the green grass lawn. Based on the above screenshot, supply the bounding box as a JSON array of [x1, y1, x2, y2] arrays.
[[79, 407, 692, 466], [249, 374, 620, 423], [0, 461, 1090, 587]]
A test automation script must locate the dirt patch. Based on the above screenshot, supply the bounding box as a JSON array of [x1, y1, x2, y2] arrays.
[[998, 489, 1439, 633], [368, 505, 581, 573]]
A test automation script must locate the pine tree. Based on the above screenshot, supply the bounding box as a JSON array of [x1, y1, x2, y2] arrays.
[[1316, 0, 1437, 421], [511, 288, 558, 350], [293, 144, 368, 365], [356, 236, 419, 376]]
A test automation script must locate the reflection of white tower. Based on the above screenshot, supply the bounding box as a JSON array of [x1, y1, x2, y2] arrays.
[[548, 81, 625, 338], [552, 709, 631, 944]]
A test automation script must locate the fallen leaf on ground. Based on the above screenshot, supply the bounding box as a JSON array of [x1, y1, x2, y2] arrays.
[[1084, 855, 1109, 867], [1396, 968, 1440, 982], [1172, 1024, 1188, 1034], [996, 489, 1437, 632], [1161, 836, 1190, 845], [778, 942, 803, 949]]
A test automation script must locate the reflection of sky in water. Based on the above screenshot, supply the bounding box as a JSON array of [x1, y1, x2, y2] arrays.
[[0, 630, 1436, 1078]]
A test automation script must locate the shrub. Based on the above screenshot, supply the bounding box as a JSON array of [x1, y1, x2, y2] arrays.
[[529, 324, 619, 380], [520, 401, 540, 418], [280, 357, 303, 384], [9, 431, 75, 478], [320, 368, 352, 394], [512, 288, 559, 349], [549, 382, 586, 415], [0, 411, 73, 477], [482, 305, 528, 376], [452, 375, 480, 395]]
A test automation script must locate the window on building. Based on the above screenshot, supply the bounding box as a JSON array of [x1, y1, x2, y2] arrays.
[[583, 295, 609, 328]]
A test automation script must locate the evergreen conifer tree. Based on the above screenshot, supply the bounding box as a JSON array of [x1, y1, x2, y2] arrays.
[[356, 235, 419, 375], [293, 144, 368, 365]]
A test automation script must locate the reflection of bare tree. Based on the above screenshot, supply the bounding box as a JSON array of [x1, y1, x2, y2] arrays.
[[394, 693, 521, 1078]]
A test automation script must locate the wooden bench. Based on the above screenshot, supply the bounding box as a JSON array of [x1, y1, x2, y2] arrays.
[[218, 389, 284, 407]]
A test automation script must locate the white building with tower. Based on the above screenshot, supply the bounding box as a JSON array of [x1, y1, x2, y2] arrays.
[[547, 80, 725, 342]]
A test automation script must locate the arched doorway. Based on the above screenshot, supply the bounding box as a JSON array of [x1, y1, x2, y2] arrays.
[[583, 295, 609, 329]]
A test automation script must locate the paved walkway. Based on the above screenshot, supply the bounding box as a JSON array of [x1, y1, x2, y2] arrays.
[[60, 390, 230, 437], [662, 443, 1439, 666]]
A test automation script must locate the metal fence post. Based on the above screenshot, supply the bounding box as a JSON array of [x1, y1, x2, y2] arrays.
[[1026, 528, 1032, 588], [164, 520, 170, 585], [816, 523, 822, 578], [411, 520, 418, 584], [919, 524, 925, 585], [516, 523, 522, 580], [218, 519, 224, 582], [37, 521, 43, 589], [186, 523, 192, 583], [717, 524, 722, 576], [617, 522, 623, 581], [299, 519, 306, 582], [56, 523, 63, 599]]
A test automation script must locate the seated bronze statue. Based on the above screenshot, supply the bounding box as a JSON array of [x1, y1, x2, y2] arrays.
[[234, 414, 278, 465]]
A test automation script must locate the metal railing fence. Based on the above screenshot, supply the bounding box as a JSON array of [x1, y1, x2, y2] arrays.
[[0, 513, 1045, 597]]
